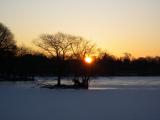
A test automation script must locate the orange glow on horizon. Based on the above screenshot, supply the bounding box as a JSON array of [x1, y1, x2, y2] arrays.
[[84, 56, 93, 64]]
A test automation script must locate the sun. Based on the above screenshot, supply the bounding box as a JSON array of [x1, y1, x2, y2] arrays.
[[84, 56, 93, 64]]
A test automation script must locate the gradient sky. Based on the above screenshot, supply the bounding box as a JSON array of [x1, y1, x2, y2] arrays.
[[0, 0, 160, 57]]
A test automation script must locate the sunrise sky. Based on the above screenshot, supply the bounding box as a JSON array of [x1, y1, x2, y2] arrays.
[[0, 0, 160, 57]]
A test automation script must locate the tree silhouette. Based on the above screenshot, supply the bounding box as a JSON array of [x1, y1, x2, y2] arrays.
[[34, 32, 79, 86], [70, 36, 95, 59], [34, 32, 96, 87], [70, 37, 96, 88], [0, 23, 17, 80], [0, 23, 17, 57]]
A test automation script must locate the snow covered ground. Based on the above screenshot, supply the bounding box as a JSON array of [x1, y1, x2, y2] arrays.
[[0, 77, 160, 120]]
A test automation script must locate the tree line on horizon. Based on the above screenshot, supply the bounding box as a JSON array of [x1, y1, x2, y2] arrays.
[[0, 22, 160, 84]]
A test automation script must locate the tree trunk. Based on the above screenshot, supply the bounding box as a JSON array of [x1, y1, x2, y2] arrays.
[[57, 75, 61, 86], [83, 76, 89, 89]]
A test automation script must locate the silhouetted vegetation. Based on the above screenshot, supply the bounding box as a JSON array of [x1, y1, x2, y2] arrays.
[[34, 32, 96, 87], [0, 23, 17, 80], [95, 52, 160, 76], [0, 22, 160, 87]]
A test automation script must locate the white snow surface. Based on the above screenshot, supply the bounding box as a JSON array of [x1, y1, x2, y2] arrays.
[[0, 77, 160, 120]]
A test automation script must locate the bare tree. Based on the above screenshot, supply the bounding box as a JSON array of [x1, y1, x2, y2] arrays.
[[34, 32, 96, 88], [0, 23, 17, 57], [70, 36, 96, 60], [69, 37, 96, 88], [34, 32, 78, 86]]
